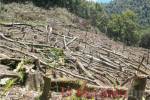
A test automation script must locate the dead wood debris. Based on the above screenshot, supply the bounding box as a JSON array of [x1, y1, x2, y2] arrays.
[[0, 22, 150, 99]]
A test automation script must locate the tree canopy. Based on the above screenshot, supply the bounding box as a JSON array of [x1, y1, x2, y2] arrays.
[[107, 10, 139, 45], [106, 0, 150, 27]]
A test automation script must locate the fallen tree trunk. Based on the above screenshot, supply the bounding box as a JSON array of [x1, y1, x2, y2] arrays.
[[75, 59, 94, 79], [0, 45, 99, 85], [0, 32, 52, 48], [0, 65, 19, 79], [50, 78, 127, 91]]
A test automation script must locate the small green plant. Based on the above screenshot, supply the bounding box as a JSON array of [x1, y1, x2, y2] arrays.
[[2, 59, 27, 95], [44, 48, 65, 68], [49, 48, 64, 60], [3, 78, 17, 95]]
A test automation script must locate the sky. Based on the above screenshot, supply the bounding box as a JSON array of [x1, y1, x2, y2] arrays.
[[97, 0, 112, 3], [87, 0, 112, 3]]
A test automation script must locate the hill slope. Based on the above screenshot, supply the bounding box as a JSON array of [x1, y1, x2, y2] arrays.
[[0, 2, 150, 100]]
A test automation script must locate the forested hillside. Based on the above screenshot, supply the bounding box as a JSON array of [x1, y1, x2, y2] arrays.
[[106, 0, 150, 26], [105, 0, 150, 48]]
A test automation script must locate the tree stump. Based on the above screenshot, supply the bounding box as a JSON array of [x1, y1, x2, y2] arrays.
[[25, 71, 44, 91], [127, 75, 147, 100], [146, 95, 150, 100], [25, 59, 44, 91], [40, 76, 51, 100]]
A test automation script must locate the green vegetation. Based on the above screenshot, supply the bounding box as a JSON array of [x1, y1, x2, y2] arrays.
[[105, 0, 150, 48], [106, 0, 150, 27], [3, 59, 26, 95], [43, 48, 65, 68], [3, 78, 17, 95], [107, 10, 139, 46]]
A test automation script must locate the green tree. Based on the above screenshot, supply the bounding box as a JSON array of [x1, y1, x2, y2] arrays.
[[122, 10, 139, 45], [107, 14, 124, 40], [106, 0, 150, 26], [107, 10, 139, 45]]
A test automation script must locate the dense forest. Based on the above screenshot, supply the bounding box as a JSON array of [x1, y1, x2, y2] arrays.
[[106, 0, 150, 48], [106, 0, 150, 26]]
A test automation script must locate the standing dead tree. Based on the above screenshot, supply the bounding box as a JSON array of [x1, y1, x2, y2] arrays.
[[46, 24, 53, 43], [147, 49, 150, 64]]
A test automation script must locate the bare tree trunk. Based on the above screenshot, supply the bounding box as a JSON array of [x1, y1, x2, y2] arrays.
[[127, 75, 147, 100], [146, 95, 150, 100], [147, 49, 149, 64], [46, 25, 52, 43]]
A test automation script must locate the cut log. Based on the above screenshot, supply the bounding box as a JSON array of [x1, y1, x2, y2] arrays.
[[76, 59, 94, 79], [127, 75, 147, 100], [0, 64, 18, 79], [0, 32, 52, 49]]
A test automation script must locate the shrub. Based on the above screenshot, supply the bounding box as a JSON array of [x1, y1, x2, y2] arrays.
[[140, 33, 150, 49]]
